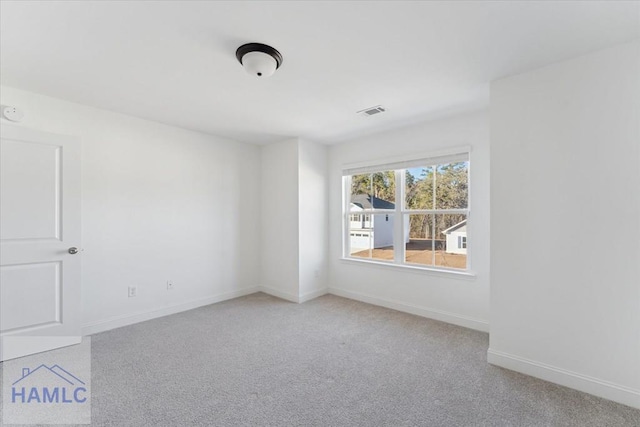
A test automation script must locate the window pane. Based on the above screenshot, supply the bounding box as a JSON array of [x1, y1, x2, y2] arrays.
[[405, 214, 434, 266], [349, 210, 370, 258], [350, 171, 396, 212], [349, 214, 394, 261], [435, 162, 468, 209], [371, 171, 395, 205], [434, 213, 467, 269], [349, 231, 372, 258], [350, 173, 371, 211], [405, 167, 434, 210], [371, 214, 394, 261]]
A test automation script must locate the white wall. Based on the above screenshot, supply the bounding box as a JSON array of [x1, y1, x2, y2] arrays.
[[328, 110, 490, 332], [489, 41, 640, 409], [298, 139, 328, 300], [260, 138, 329, 302], [0, 86, 262, 334], [260, 139, 300, 301]]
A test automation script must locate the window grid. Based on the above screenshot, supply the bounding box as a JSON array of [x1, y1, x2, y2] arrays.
[[344, 157, 470, 272]]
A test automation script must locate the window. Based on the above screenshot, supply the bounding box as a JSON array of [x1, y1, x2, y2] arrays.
[[343, 150, 469, 272], [458, 236, 467, 249]]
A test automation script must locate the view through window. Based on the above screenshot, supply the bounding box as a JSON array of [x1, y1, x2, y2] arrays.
[[344, 153, 469, 271]]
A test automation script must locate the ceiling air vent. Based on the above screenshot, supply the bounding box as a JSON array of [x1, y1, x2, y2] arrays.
[[357, 105, 386, 116]]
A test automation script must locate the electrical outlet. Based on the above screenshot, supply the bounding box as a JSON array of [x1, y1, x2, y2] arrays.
[[167, 280, 174, 291], [128, 286, 137, 298]]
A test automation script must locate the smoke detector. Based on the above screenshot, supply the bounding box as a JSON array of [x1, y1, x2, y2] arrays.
[[2, 106, 24, 122], [357, 105, 386, 116]]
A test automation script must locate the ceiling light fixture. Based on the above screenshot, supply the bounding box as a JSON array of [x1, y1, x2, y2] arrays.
[[236, 43, 283, 78]]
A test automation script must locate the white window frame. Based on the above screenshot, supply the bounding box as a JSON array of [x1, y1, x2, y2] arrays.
[[342, 147, 472, 274]]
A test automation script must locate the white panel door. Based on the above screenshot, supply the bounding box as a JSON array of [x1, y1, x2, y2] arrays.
[[0, 125, 81, 361]]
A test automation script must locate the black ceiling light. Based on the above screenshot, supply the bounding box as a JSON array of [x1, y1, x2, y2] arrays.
[[235, 43, 283, 77]]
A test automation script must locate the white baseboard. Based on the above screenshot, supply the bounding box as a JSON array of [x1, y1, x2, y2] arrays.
[[256, 286, 328, 303], [257, 285, 299, 303], [84, 285, 329, 336], [328, 287, 489, 332], [487, 348, 640, 409], [82, 287, 260, 336], [299, 288, 328, 303]]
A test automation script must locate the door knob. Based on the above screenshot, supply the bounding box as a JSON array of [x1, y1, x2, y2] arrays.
[[68, 247, 79, 255]]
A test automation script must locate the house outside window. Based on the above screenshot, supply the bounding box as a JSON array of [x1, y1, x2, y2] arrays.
[[343, 149, 470, 272]]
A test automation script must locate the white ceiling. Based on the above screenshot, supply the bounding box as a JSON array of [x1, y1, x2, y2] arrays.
[[1, 1, 638, 145]]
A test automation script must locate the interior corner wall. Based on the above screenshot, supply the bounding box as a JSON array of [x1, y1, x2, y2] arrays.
[[298, 139, 328, 301], [0, 85, 263, 335], [260, 139, 300, 302], [489, 41, 640, 409], [327, 110, 491, 332], [260, 138, 329, 303]]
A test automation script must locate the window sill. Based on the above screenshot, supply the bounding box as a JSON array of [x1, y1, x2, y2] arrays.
[[339, 257, 477, 280]]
